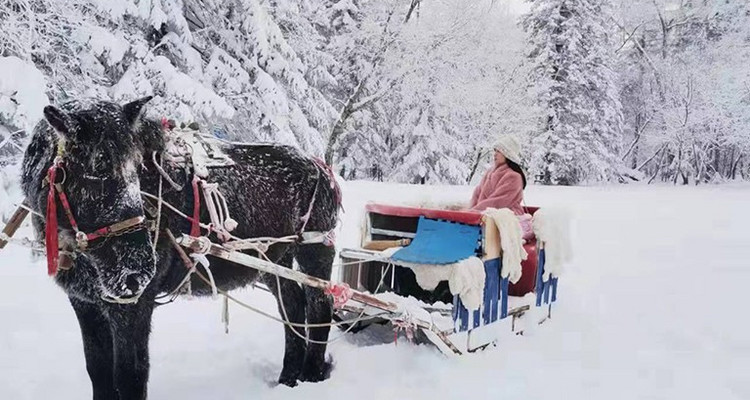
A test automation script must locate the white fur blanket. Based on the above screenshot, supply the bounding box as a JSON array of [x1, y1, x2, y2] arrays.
[[531, 207, 573, 280], [482, 208, 527, 284], [382, 247, 486, 311]]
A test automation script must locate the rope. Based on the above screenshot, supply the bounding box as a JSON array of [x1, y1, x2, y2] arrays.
[[152, 172, 163, 267], [297, 167, 321, 235], [141, 191, 216, 233], [10, 196, 391, 269], [190, 268, 389, 329], [141, 170, 399, 340], [154, 265, 196, 305], [140, 190, 336, 248], [267, 247, 394, 345], [161, 227, 389, 330], [191, 252, 218, 298], [222, 295, 230, 334], [200, 181, 236, 241], [152, 151, 184, 191]]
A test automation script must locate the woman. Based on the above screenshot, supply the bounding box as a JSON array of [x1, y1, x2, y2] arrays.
[[470, 135, 533, 238]]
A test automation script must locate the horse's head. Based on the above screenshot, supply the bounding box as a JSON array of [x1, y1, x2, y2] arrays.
[[42, 97, 157, 303]]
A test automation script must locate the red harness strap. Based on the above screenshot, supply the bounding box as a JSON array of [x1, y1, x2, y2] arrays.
[[56, 185, 79, 232], [190, 176, 201, 237], [45, 163, 60, 276], [46, 160, 83, 276]]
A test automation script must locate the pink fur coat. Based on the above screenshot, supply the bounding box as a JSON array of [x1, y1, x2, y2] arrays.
[[470, 164, 524, 215]]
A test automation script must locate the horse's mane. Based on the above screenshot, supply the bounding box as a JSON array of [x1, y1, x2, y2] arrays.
[[134, 116, 166, 156]]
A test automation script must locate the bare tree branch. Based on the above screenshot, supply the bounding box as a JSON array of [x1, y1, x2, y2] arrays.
[[611, 17, 662, 89], [621, 114, 653, 160], [638, 144, 667, 171], [405, 0, 422, 23], [615, 22, 644, 53]]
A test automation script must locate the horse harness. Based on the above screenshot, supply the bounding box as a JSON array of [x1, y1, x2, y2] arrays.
[[44, 124, 338, 277], [44, 142, 150, 276]]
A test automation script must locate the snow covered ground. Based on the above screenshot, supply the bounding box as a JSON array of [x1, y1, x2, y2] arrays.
[[1, 180, 749, 399]]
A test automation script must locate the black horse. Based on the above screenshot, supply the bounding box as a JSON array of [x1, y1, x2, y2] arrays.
[[21, 97, 340, 399]]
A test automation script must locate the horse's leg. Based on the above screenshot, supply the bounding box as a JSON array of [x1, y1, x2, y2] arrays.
[[261, 251, 307, 387], [107, 298, 155, 400], [296, 243, 335, 382], [70, 297, 116, 400]]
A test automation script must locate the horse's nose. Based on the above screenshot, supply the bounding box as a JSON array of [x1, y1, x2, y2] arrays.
[[125, 274, 142, 294]]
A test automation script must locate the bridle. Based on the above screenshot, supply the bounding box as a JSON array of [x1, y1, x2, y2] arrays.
[[44, 144, 149, 276]]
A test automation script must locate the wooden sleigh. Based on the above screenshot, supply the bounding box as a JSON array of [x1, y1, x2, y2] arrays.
[[335, 203, 560, 355]]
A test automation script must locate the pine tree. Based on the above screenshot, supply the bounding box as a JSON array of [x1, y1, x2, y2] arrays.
[[523, 0, 624, 185], [388, 104, 470, 184], [0, 0, 337, 155]]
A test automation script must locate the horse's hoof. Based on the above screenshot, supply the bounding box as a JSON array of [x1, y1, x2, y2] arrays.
[[278, 375, 298, 387], [299, 359, 333, 383]]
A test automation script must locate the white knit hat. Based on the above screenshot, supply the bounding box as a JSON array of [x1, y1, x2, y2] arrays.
[[492, 135, 522, 164]]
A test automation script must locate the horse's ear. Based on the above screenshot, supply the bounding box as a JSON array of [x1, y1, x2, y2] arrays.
[[43, 106, 73, 136], [123, 96, 154, 125]]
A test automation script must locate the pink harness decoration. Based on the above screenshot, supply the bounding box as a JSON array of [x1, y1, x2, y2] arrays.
[[392, 315, 416, 345], [323, 229, 336, 247], [324, 282, 353, 309], [161, 117, 176, 131]]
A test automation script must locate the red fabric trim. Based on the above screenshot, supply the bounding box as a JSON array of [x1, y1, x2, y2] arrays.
[[365, 204, 484, 225], [365, 203, 541, 225], [87, 226, 111, 242]]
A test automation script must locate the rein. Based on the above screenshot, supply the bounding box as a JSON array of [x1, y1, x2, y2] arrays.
[[44, 156, 148, 276]]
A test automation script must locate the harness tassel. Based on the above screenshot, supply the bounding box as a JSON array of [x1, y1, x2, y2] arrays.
[[45, 164, 59, 276]]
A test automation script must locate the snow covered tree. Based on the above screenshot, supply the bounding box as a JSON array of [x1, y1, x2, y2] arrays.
[[523, 0, 624, 185], [328, 0, 531, 184], [1, 0, 747, 186], [615, 0, 750, 183], [0, 0, 337, 155]]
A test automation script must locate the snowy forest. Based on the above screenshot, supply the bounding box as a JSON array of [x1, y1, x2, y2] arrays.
[[1, 0, 749, 186]]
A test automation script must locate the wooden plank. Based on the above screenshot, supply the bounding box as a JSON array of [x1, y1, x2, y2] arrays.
[[0, 203, 30, 250], [362, 239, 410, 251], [370, 228, 416, 238], [339, 248, 385, 260]]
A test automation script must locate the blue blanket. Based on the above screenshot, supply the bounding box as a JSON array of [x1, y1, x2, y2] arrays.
[[390, 216, 482, 265]]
